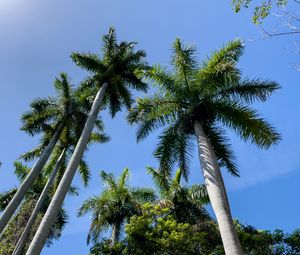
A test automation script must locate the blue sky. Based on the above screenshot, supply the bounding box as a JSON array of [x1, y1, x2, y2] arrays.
[[0, 0, 300, 254]]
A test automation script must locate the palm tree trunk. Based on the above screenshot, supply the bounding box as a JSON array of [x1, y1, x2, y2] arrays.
[[111, 222, 121, 245], [194, 121, 242, 255], [26, 83, 108, 255], [12, 148, 66, 255], [0, 123, 64, 236]]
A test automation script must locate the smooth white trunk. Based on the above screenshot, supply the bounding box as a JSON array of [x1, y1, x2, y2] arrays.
[[26, 83, 108, 255], [0, 123, 63, 235], [194, 121, 242, 255], [13, 149, 66, 255]]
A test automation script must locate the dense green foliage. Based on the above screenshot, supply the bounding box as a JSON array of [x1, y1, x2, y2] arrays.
[[1, 28, 295, 255], [87, 203, 300, 255]]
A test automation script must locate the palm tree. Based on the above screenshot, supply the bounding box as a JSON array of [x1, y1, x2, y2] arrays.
[[127, 39, 281, 254], [0, 162, 69, 255], [13, 128, 108, 255], [26, 28, 148, 254], [78, 168, 156, 245], [147, 167, 210, 224], [0, 73, 96, 234], [12, 85, 109, 255]]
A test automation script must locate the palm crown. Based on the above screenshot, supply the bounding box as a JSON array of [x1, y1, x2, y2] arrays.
[[78, 168, 156, 245], [128, 39, 280, 180], [71, 27, 149, 117], [21, 72, 105, 139], [20, 73, 109, 186], [147, 167, 210, 224]]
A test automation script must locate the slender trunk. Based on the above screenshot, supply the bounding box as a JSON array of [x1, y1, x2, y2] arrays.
[[194, 121, 242, 255], [0, 123, 64, 236], [111, 222, 121, 246], [12, 149, 66, 255], [26, 83, 108, 255]]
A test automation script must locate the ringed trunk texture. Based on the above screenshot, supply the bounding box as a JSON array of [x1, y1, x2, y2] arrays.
[[194, 121, 242, 255], [13, 149, 66, 255], [26, 83, 108, 255], [0, 123, 64, 235]]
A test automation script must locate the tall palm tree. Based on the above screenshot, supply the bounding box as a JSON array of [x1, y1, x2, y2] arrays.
[[0, 73, 95, 234], [0, 162, 70, 255], [128, 39, 281, 254], [13, 117, 109, 255], [26, 28, 148, 254], [78, 168, 156, 245]]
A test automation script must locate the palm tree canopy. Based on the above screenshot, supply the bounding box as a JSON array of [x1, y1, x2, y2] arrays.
[[128, 39, 281, 180], [78, 168, 156, 244], [147, 167, 210, 224], [20, 73, 110, 186], [71, 27, 149, 117]]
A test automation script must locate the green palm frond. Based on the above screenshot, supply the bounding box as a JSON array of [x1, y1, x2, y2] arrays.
[[215, 79, 280, 103], [78, 159, 90, 187], [118, 168, 130, 189], [189, 184, 210, 205], [130, 188, 157, 203], [154, 126, 180, 178], [215, 100, 281, 148], [173, 168, 182, 186], [0, 188, 17, 212], [146, 167, 170, 194], [172, 38, 197, 77], [71, 53, 105, 73], [100, 171, 118, 192], [14, 161, 30, 182]]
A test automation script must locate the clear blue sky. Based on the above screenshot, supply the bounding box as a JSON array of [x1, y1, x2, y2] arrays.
[[0, 1, 299, 254]]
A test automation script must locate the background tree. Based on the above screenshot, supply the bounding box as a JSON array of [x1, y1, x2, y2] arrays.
[[26, 28, 149, 254], [128, 38, 280, 254], [147, 167, 211, 224], [90, 203, 220, 255], [78, 168, 156, 245]]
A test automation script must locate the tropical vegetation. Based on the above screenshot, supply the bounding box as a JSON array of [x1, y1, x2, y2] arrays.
[[0, 28, 297, 255]]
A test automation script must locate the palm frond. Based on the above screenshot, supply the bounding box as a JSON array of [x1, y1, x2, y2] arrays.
[[130, 187, 156, 203], [215, 100, 281, 148], [172, 38, 197, 77], [0, 188, 17, 211], [146, 167, 170, 194], [118, 168, 130, 189], [14, 161, 30, 182], [189, 184, 210, 205], [78, 159, 90, 187], [215, 79, 280, 104], [71, 53, 105, 73]]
